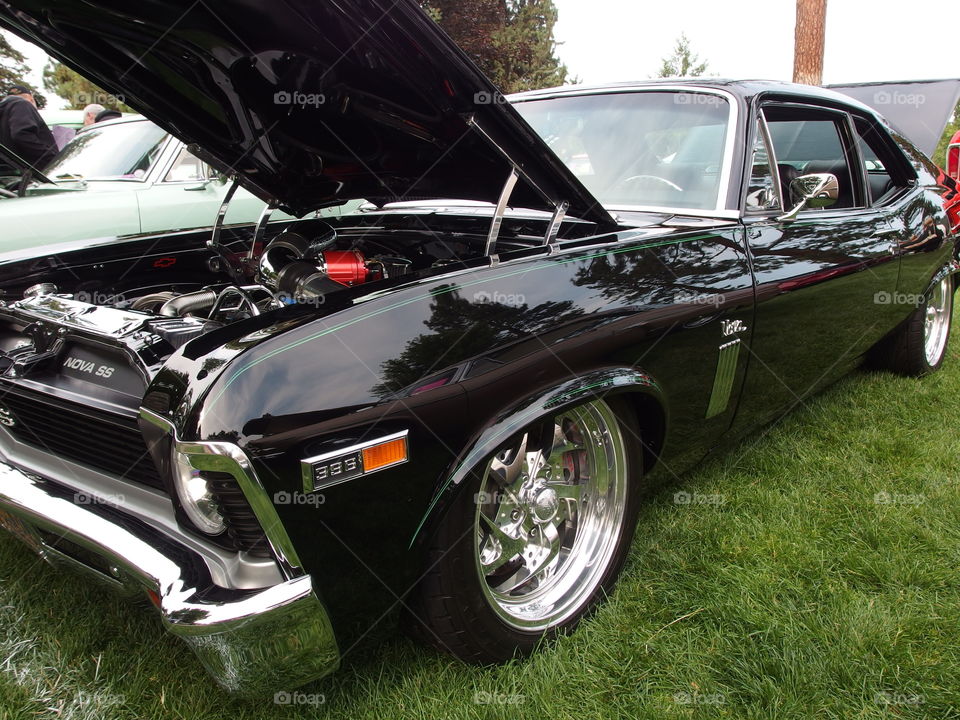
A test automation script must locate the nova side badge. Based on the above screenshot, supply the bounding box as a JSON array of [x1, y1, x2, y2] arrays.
[[721, 319, 748, 337], [301, 431, 409, 493]]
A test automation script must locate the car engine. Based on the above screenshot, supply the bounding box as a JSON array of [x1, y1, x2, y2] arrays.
[[0, 218, 465, 491]]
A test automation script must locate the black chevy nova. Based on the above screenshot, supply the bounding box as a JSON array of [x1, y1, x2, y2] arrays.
[[0, 0, 957, 697]]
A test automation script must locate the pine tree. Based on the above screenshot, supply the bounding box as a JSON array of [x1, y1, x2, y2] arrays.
[[42, 61, 131, 112], [657, 33, 709, 78], [421, 0, 570, 93], [0, 30, 49, 107], [0, 31, 29, 91]]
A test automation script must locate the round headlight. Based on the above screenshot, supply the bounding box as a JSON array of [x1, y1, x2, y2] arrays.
[[171, 447, 226, 535]]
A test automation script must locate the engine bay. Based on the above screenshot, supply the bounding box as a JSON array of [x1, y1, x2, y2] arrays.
[[0, 212, 573, 408], [63, 218, 475, 327], [0, 216, 506, 354]]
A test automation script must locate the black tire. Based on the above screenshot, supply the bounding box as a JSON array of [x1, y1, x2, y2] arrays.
[[880, 275, 954, 376], [408, 396, 643, 663]]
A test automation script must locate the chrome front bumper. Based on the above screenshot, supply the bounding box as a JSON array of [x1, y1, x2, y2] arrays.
[[0, 459, 340, 696]]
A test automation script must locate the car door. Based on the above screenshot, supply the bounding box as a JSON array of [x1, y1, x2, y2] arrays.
[[138, 144, 286, 233], [731, 101, 904, 432]]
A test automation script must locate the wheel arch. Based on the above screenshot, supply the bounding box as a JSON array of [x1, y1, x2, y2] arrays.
[[408, 366, 668, 550], [928, 259, 960, 296]]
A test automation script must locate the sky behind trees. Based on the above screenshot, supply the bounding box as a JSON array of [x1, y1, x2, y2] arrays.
[[4, 0, 957, 103], [553, 0, 955, 85]]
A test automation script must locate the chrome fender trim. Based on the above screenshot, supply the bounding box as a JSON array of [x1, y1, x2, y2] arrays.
[[410, 367, 663, 547]]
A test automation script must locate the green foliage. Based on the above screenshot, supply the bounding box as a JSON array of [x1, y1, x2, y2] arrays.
[[657, 33, 710, 78], [3, 313, 960, 716], [933, 101, 959, 167], [0, 31, 28, 91], [420, 0, 570, 93], [0, 30, 46, 108], [42, 61, 132, 112]]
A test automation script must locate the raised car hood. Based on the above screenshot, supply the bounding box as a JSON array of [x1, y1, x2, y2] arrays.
[[0, 0, 614, 225], [0, 140, 54, 185]]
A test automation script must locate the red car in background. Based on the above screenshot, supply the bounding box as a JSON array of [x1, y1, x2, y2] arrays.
[[943, 130, 960, 231], [948, 129, 960, 180]]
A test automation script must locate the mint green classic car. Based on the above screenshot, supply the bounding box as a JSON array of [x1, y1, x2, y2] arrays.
[[0, 115, 356, 253]]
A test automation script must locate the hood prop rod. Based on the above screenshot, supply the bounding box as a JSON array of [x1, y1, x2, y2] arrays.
[[484, 168, 519, 256], [206, 178, 245, 285], [466, 116, 572, 256], [248, 203, 276, 262], [543, 201, 568, 246]]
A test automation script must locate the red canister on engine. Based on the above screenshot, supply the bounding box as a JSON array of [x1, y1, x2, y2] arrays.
[[322, 250, 368, 286]]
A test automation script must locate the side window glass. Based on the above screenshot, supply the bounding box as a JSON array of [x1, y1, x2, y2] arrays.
[[746, 123, 781, 212], [164, 147, 206, 183], [765, 112, 860, 210], [853, 117, 911, 205]]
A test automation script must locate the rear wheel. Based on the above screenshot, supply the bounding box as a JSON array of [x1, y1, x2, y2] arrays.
[[410, 397, 642, 662], [882, 275, 954, 376]]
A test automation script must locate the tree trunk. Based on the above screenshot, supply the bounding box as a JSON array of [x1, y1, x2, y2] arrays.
[[793, 0, 827, 85]]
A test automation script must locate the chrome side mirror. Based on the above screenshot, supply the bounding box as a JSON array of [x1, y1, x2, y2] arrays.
[[776, 172, 839, 222]]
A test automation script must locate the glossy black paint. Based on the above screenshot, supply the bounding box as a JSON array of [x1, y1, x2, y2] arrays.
[[0, 77, 956, 652], [0, 0, 613, 225]]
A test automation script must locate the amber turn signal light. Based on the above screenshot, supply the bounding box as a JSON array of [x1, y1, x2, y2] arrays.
[[362, 436, 408, 472]]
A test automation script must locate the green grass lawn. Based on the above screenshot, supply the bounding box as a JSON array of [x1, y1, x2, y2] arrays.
[[2, 318, 960, 719]]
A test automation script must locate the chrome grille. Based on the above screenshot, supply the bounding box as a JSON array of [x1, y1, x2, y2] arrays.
[[204, 470, 272, 558], [0, 384, 164, 490]]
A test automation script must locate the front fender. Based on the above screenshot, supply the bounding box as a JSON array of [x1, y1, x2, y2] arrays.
[[409, 367, 665, 549], [928, 259, 960, 293]]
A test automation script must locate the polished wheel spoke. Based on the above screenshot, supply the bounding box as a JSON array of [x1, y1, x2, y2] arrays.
[[474, 399, 629, 631], [488, 433, 529, 489], [478, 512, 528, 574]]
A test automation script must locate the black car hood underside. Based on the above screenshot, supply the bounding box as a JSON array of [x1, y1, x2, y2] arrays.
[[0, 0, 614, 225]]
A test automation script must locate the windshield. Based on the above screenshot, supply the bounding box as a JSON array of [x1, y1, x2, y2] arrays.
[[44, 121, 168, 181], [513, 91, 732, 212]]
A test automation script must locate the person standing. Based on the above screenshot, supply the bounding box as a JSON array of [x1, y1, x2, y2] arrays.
[[0, 85, 58, 172]]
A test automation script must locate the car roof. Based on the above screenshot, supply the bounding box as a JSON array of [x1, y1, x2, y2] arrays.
[[509, 79, 880, 118], [82, 114, 147, 128], [72, 114, 153, 136]]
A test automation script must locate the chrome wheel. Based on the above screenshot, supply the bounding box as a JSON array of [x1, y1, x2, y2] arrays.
[[474, 399, 628, 631], [924, 277, 952, 367]]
